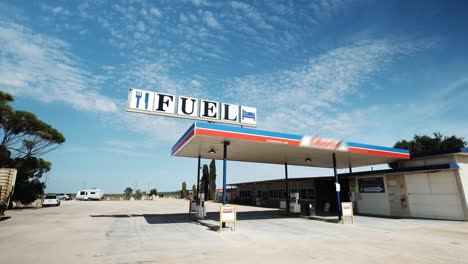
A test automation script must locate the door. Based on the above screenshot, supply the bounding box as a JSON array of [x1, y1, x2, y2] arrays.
[[405, 171, 464, 220]]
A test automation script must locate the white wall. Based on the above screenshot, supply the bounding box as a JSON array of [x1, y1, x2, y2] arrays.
[[455, 155, 468, 219], [356, 176, 391, 216], [399, 155, 456, 168]]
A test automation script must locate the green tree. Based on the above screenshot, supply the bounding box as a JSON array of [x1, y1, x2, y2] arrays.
[[0, 91, 65, 204], [133, 189, 143, 199], [0, 92, 65, 157], [124, 187, 133, 200], [394, 132, 465, 154], [11, 156, 51, 204], [209, 159, 216, 201], [149, 188, 157, 196], [202, 164, 209, 199], [181, 181, 187, 198], [192, 184, 197, 198], [390, 132, 466, 168]]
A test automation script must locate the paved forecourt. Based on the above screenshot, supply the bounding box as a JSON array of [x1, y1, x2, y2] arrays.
[[1, 199, 468, 264]]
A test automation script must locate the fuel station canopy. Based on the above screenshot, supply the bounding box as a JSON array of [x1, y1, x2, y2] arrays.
[[172, 122, 410, 168]]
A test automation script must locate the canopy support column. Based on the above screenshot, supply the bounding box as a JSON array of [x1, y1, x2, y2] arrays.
[[196, 156, 201, 205], [222, 141, 230, 205], [333, 153, 342, 220], [285, 163, 289, 213]]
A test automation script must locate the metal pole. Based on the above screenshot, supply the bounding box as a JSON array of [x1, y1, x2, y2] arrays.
[[333, 153, 342, 220], [223, 141, 229, 205], [285, 163, 289, 213], [196, 156, 201, 205]]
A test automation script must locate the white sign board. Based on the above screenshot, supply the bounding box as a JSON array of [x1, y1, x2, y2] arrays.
[[127, 89, 257, 127], [221, 206, 235, 221], [342, 202, 353, 216], [335, 182, 341, 192]]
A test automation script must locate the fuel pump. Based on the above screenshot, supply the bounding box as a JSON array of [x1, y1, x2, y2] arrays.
[[196, 193, 207, 219], [289, 192, 301, 213]]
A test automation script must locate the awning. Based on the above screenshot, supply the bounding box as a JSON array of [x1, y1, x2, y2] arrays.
[[171, 122, 410, 169]]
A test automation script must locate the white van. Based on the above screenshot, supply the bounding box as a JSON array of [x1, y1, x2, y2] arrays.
[[75, 189, 104, 200]]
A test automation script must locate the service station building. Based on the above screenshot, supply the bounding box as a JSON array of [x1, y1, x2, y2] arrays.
[[229, 148, 468, 221]]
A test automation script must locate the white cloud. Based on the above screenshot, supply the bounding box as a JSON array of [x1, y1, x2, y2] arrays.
[[0, 21, 117, 112], [104, 139, 136, 149], [203, 11, 222, 29], [119, 59, 206, 98], [136, 21, 145, 31], [438, 77, 468, 97], [231, 1, 273, 30], [180, 14, 188, 23], [309, 0, 348, 21], [150, 7, 161, 17], [226, 40, 418, 136], [190, 80, 201, 87]]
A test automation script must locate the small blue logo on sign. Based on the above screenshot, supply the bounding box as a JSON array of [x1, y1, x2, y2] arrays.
[[135, 91, 150, 110], [242, 110, 255, 121]]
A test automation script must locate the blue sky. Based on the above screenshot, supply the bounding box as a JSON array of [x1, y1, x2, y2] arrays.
[[1, 0, 468, 193]]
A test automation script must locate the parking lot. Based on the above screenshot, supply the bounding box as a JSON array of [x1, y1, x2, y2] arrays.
[[1, 199, 467, 264]]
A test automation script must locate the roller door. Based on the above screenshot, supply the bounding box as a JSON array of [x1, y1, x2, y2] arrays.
[[405, 171, 464, 220]]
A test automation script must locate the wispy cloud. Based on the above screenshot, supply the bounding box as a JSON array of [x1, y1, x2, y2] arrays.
[[118, 58, 206, 98], [37, 1, 353, 67], [226, 40, 420, 135], [0, 21, 117, 112], [203, 11, 222, 29]]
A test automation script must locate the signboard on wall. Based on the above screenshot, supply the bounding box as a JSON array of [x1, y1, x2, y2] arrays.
[[358, 177, 386, 193], [126, 89, 257, 127]]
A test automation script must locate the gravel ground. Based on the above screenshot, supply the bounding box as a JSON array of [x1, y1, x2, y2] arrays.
[[1, 199, 467, 264]]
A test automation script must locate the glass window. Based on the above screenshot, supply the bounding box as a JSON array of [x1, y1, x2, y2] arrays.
[[45, 195, 56, 199], [300, 189, 307, 199]]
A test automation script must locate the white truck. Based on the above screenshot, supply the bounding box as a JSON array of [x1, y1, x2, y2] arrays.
[[75, 189, 104, 200], [0, 169, 17, 216]]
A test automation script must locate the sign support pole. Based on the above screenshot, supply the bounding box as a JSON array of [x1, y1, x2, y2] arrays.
[[196, 156, 201, 205], [285, 163, 289, 214], [333, 153, 342, 220]]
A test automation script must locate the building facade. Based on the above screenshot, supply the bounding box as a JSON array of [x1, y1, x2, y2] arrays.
[[229, 149, 468, 221], [347, 148, 468, 221]]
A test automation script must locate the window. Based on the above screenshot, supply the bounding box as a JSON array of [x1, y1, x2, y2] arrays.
[[45, 195, 56, 199], [80, 191, 85, 195], [300, 189, 307, 199], [240, 190, 251, 198], [306, 189, 316, 200], [90, 192, 96, 194]]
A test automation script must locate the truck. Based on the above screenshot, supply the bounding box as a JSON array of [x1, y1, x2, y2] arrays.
[[0, 169, 17, 216]]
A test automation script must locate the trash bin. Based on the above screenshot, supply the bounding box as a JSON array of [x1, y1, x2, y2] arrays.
[[308, 201, 316, 216]]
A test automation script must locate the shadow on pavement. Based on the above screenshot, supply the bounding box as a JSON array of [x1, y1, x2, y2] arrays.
[[90, 210, 296, 225], [0, 216, 11, 222]]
